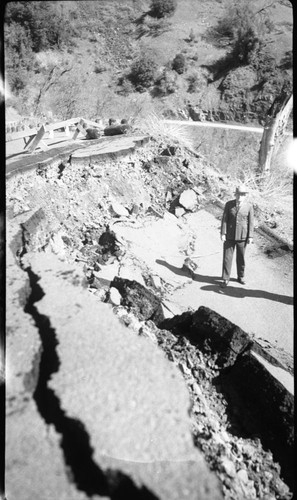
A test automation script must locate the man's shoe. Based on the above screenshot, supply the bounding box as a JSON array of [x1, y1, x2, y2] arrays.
[[238, 277, 246, 285], [220, 279, 229, 288]]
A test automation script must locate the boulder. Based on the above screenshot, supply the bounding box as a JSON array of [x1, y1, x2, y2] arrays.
[[109, 287, 122, 305], [161, 306, 253, 368], [85, 128, 100, 140], [175, 207, 186, 218], [110, 201, 129, 217], [110, 276, 165, 325], [179, 189, 198, 211], [104, 124, 129, 136], [190, 306, 253, 367], [96, 229, 124, 264]]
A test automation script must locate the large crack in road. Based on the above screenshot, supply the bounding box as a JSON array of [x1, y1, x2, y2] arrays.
[[22, 262, 158, 500]]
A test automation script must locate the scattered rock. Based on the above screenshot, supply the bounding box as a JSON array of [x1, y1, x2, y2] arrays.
[[237, 469, 249, 483], [110, 201, 129, 217], [130, 203, 140, 216], [109, 287, 122, 305], [175, 207, 186, 218], [97, 228, 124, 263], [110, 276, 165, 325], [138, 324, 158, 344], [50, 232, 67, 258], [220, 457, 236, 477], [161, 146, 177, 156], [94, 288, 108, 301], [179, 189, 198, 211], [86, 128, 100, 140], [150, 274, 162, 289], [104, 123, 129, 136]]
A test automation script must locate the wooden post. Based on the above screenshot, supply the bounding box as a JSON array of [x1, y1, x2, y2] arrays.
[[72, 119, 86, 140], [26, 125, 47, 153], [258, 93, 293, 175]]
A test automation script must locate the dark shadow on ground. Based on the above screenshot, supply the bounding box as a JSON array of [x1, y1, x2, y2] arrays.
[[155, 259, 220, 284], [200, 284, 293, 305]]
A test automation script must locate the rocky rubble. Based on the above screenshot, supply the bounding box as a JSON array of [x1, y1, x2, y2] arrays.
[[6, 135, 294, 499], [109, 310, 293, 500]]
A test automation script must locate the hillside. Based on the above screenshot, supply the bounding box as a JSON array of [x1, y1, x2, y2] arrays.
[[4, 0, 293, 125]]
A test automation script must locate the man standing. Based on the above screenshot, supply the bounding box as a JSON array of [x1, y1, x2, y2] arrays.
[[220, 184, 254, 287]]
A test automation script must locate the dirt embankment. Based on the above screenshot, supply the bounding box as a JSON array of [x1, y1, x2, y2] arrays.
[[6, 137, 293, 499]]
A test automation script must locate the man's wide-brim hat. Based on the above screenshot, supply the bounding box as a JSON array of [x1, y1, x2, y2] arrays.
[[235, 184, 249, 194]]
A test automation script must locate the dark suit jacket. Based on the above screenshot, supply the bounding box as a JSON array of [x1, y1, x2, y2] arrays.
[[221, 199, 254, 241]]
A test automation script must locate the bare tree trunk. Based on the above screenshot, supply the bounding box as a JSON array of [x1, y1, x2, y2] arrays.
[[258, 93, 293, 175]]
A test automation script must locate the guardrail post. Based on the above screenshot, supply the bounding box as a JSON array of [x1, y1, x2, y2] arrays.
[[26, 125, 47, 153], [72, 119, 86, 140]]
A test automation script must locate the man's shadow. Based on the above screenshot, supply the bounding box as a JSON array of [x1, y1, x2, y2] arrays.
[[200, 284, 293, 305], [156, 259, 293, 305], [155, 259, 220, 285]]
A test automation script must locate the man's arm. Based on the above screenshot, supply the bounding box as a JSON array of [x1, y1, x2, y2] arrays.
[[221, 203, 228, 241]]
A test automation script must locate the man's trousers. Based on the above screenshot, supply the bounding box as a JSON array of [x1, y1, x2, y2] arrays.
[[222, 239, 247, 280]]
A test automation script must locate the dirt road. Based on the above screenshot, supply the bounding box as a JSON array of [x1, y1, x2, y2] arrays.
[[112, 209, 293, 356], [163, 119, 292, 135]]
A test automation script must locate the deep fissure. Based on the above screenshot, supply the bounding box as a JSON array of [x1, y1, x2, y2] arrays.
[[22, 264, 157, 500]]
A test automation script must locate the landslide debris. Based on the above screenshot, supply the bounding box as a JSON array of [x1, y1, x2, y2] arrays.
[[112, 310, 293, 500], [6, 136, 293, 500]]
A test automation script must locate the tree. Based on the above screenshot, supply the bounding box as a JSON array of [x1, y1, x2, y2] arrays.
[[4, 21, 35, 93], [5, 1, 74, 52], [129, 55, 158, 91]]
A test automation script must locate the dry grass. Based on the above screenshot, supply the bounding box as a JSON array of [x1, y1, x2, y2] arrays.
[[133, 111, 195, 149], [234, 159, 292, 197]]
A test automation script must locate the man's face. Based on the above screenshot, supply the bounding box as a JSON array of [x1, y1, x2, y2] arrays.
[[236, 192, 247, 202]]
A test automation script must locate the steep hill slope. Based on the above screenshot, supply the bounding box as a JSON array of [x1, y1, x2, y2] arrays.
[[4, 0, 293, 125]]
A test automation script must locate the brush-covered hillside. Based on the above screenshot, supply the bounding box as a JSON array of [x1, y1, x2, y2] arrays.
[[4, 0, 293, 125]]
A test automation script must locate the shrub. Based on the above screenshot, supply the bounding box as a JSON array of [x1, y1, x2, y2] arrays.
[[206, 0, 271, 49], [117, 77, 135, 96], [4, 22, 35, 94], [187, 69, 207, 94], [248, 43, 277, 82], [172, 53, 186, 74], [231, 25, 261, 66], [129, 55, 158, 91], [154, 70, 178, 95], [149, 0, 177, 19]]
